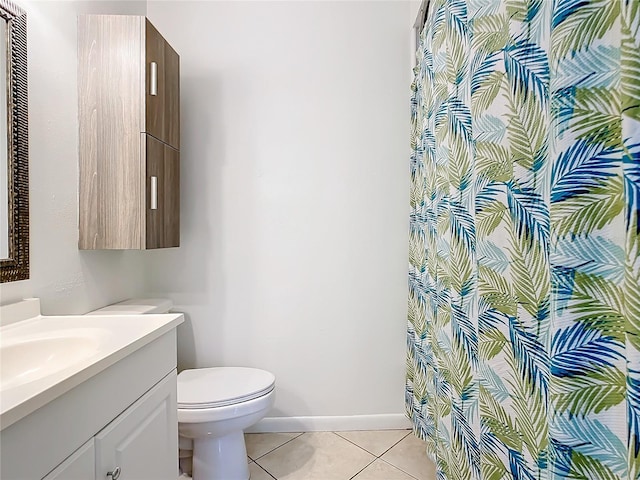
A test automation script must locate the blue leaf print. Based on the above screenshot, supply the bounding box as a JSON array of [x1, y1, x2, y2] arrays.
[[524, 0, 544, 23], [552, 45, 619, 90], [474, 115, 506, 142], [509, 317, 549, 394], [509, 449, 536, 480], [477, 240, 510, 273], [452, 398, 480, 477], [451, 200, 476, 251], [480, 361, 510, 402], [504, 40, 549, 102], [550, 235, 625, 283], [551, 139, 620, 203], [623, 142, 640, 234], [453, 303, 479, 365], [448, 98, 473, 141], [471, 51, 501, 96], [468, 0, 500, 19], [550, 415, 627, 474], [506, 184, 550, 249], [447, 0, 469, 38], [550, 322, 623, 377], [551, 0, 590, 29], [628, 369, 640, 457], [476, 181, 504, 211]]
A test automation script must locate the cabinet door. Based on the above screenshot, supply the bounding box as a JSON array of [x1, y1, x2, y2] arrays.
[[42, 439, 95, 480], [164, 42, 180, 150], [145, 19, 165, 144], [95, 371, 178, 480], [163, 145, 180, 247], [145, 135, 180, 249], [145, 20, 180, 150], [146, 135, 165, 249]]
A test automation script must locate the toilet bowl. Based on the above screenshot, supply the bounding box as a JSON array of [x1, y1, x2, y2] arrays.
[[178, 367, 275, 480], [88, 299, 275, 480]]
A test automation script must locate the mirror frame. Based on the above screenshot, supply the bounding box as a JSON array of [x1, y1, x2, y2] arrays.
[[0, 0, 27, 283]]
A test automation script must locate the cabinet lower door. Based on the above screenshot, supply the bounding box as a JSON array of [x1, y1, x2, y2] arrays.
[[95, 371, 178, 480], [162, 144, 180, 247], [145, 135, 180, 249], [42, 439, 95, 480]]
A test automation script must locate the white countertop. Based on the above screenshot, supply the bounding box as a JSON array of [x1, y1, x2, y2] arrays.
[[0, 312, 184, 430]]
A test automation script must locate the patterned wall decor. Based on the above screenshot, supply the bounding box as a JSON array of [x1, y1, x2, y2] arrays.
[[406, 0, 640, 478]]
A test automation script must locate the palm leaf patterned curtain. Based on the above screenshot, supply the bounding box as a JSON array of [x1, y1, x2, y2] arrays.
[[406, 0, 640, 478]]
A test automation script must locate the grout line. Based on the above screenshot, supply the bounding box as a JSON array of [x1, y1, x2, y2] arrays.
[[377, 458, 422, 480], [377, 430, 412, 457], [331, 431, 379, 458], [348, 456, 377, 480], [334, 429, 412, 458], [250, 430, 422, 480], [254, 462, 278, 480], [248, 432, 305, 461]]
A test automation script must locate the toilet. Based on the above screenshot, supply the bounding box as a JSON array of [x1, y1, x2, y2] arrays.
[[89, 299, 275, 480]]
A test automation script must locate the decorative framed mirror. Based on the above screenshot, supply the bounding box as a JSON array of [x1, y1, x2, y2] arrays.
[[0, 0, 28, 283]]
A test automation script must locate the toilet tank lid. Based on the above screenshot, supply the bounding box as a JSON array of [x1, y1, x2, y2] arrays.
[[87, 298, 173, 315]]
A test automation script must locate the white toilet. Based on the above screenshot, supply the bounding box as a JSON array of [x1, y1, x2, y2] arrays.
[[89, 299, 275, 480]]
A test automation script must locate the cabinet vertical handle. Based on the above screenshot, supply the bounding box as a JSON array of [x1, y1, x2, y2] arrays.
[[107, 466, 121, 480], [150, 176, 158, 210], [150, 61, 158, 96]]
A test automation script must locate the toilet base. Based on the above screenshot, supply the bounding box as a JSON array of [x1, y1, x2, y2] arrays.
[[192, 430, 249, 480]]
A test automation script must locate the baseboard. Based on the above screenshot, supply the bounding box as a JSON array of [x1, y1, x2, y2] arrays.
[[246, 414, 412, 433]]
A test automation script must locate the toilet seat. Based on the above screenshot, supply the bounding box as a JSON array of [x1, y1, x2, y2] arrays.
[[178, 367, 275, 409]]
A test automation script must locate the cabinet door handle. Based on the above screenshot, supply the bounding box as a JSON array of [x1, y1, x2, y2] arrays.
[[107, 466, 121, 480], [150, 61, 158, 96], [150, 175, 158, 210]]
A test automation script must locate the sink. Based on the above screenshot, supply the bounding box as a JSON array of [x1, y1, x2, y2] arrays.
[[0, 298, 184, 431], [0, 329, 109, 390]]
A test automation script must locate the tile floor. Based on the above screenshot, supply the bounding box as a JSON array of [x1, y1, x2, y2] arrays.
[[245, 429, 436, 480]]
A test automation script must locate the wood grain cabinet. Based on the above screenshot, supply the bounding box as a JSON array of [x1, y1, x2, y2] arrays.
[[78, 15, 180, 249]]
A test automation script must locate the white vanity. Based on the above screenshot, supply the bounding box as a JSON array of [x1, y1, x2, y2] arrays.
[[0, 299, 184, 479]]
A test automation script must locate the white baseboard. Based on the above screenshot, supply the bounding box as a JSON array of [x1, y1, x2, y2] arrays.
[[246, 414, 412, 433]]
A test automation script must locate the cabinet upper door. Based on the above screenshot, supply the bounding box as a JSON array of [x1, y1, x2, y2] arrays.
[[145, 20, 165, 145], [145, 20, 180, 150], [164, 43, 180, 149]]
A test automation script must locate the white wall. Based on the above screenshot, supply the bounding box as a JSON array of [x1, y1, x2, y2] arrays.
[[146, 1, 411, 418], [0, 1, 148, 314]]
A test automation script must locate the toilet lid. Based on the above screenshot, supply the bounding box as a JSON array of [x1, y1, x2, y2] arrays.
[[177, 367, 275, 409]]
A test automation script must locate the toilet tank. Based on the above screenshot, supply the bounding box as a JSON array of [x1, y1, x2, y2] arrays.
[[88, 298, 173, 315]]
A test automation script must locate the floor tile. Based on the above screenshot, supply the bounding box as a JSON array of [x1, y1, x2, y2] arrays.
[[256, 432, 375, 480], [250, 461, 276, 480], [380, 433, 436, 480], [351, 459, 419, 480], [245, 432, 303, 460], [336, 429, 410, 457]]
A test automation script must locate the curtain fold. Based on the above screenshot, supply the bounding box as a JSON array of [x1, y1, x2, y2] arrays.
[[406, 1, 640, 478]]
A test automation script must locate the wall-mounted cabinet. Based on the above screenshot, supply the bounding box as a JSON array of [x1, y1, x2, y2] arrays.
[[78, 15, 180, 249]]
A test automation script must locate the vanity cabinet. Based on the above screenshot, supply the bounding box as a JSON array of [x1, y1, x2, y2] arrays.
[[94, 371, 177, 480], [78, 15, 180, 250], [42, 440, 95, 479], [42, 373, 177, 480], [0, 332, 179, 480]]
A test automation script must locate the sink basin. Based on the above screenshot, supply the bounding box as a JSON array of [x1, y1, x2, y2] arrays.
[[0, 329, 108, 390], [0, 299, 184, 431]]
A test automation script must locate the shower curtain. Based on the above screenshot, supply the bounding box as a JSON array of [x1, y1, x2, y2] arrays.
[[405, 0, 640, 478]]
